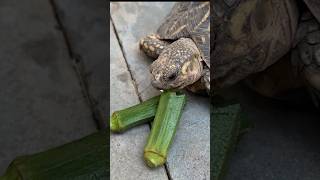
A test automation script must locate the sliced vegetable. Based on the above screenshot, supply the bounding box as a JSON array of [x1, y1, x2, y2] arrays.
[[144, 91, 186, 168], [212, 103, 242, 180], [1, 130, 108, 180], [110, 95, 160, 133]]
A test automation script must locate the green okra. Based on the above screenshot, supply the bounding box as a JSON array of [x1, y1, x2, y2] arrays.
[[212, 103, 242, 180], [110, 95, 160, 133], [144, 91, 186, 168], [0, 131, 108, 180]]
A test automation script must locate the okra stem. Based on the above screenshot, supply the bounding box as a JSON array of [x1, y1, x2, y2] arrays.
[[110, 95, 160, 133], [144, 91, 186, 168]]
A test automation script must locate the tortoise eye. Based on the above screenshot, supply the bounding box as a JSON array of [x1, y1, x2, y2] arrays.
[[167, 73, 177, 81]]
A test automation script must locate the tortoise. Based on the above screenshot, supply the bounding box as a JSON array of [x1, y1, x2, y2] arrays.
[[211, 0, 320, 108], [139, 2, 210, 94], [139, 1, 320, 108]]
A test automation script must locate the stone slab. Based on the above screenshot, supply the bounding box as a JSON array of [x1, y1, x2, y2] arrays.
[[111, 2, 210, 179], [0, 0, 97, 174], [53, 0, 108, 128], [110, 21, 168, 180]]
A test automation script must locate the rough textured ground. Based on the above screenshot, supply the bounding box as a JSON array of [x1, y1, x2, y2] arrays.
[[110, 2, 210, 180]]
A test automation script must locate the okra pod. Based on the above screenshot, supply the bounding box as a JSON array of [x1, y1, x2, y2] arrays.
[[1, 131, 108, 180], [212, 103, 242, 180], [144, 91, 186, 168], [110, 95, 160, 133]]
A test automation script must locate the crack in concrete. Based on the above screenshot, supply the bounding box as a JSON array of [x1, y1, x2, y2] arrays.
[[49, 0, 106, 130], [110, 17, 142, 103]]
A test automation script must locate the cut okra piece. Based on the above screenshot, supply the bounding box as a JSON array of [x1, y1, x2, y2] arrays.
[[212, 103, 242, 180], [1, 131, 108, 180], [110, 95, 160, 133], [144, 91, 186, 168]]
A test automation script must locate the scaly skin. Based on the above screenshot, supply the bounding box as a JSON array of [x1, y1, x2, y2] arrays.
[[237, 9, 320, 108], [212, 0, 299, 90]]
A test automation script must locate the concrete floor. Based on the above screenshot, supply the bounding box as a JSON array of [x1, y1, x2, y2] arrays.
[[0, 0, 106, 175], [110, 2, 210, 180]]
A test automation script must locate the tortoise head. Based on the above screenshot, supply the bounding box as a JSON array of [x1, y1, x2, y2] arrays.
[[150, 38, 203, 90]]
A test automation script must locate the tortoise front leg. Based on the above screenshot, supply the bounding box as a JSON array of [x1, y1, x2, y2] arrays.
[[139, 34, 170, 59]]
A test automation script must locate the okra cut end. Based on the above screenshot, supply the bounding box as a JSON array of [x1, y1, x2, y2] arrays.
[[144, 151, 166, 168], [110, 112, 122, 133]]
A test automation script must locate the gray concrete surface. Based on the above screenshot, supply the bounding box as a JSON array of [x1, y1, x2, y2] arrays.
[[110, 2, 210, 180], [110, 21, 168, 180], [53, 0, 107, 128], [223, 85, 320, 180], [0, 0, 97, 174]]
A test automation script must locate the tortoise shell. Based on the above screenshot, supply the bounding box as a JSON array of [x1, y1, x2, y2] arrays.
[[156, 2, 210, 68]]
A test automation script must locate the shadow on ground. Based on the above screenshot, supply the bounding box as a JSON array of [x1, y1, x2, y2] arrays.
[[223, 83, 320, 180]]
